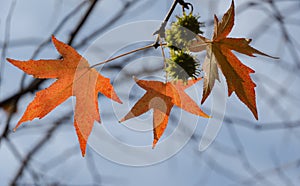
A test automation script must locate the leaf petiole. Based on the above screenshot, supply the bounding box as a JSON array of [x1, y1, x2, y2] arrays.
[[90, 43, 167, 68]]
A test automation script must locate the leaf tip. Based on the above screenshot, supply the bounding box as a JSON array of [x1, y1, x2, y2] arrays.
[[252, 109, 258, 120], [229, 0, 235, 10], [213, 14, 219, 24], [132, 76, 139, 82], [200, 94, 208, 105], [152, 140, 158, 149], [13, 121, 23, 132], [269, 55, 280, 60], [51, 35, 57, 42], [197, 106, 211, 118], [203, 112, 211, 119], [259, 52, 280, 60], [200, 99, 205, 105], [51, 35, 62, 50], [6, 58, 18, 65], [115, 97, 123, 104], [79, 141, 87, 158], [201, 88, 211, 105]]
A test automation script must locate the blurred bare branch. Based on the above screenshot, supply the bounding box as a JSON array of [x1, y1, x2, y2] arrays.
[[0, 0, 299, 185]]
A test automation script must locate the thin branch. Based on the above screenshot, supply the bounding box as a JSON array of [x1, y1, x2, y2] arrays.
[[225, 121, 275, 186], [0, 0, 17, 93], [29, 0, 89, 60], [153, 0, 180, 47], [10, 113, 72, 185], [75, 1, 133, 48], [86, 151, 103, 185], [236, 158, 300, 186], [68, 0, 100, 45]]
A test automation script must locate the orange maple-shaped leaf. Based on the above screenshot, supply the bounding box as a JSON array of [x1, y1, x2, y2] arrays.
[[7, 36, 122, 156], [120, 78, 209, 147], [190, 0, 277, 119]]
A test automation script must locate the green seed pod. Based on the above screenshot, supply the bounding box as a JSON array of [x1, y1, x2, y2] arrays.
[[176, 13, 203, 35], [166, 50, 200, 82], [165, 13, 204, 51]]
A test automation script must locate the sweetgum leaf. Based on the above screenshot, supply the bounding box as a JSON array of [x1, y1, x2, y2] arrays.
[[189, 0, 278, 119], [120, 78, 209, 147], [7, 36, 122, 156]]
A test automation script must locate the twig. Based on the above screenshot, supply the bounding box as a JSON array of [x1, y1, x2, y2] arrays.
[[10, 113, 72, 185], [75, 1, 133, 48], [225, 120, 275, 186], [0, 112, 13, 145], [90, 43, 156, 68], [153, 0, 178, 48], [86, 151, 103, 185], [5, 138, 41, 184], [235, 158, 300, 186], [153, 0, 190, 48], [0, 0, 17, 94], [29, 0, 89, 60], [68, 0, 100, 45]]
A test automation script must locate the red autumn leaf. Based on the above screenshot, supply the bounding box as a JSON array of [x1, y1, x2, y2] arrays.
[[189, 0, 277, 119], [7, 36, 122, 156], [119, 78, 209, 147]]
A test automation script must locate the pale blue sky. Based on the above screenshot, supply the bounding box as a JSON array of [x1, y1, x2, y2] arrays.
[[0, 0, 299, 185]]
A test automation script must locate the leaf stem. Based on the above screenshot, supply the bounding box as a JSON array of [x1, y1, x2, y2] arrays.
[[158, 36, 168, 83], [91, 43, 161, 68]]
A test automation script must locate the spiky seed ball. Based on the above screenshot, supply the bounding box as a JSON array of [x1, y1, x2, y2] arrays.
[[165, 13, 204, 51], [166, 50, 200, 82], [176, 13, 203, 35]]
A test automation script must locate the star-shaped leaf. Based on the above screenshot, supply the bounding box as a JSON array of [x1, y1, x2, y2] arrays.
[[120, 78, 209, 147], [189, 0, 278, 119], [7, 36, 122, 156]]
